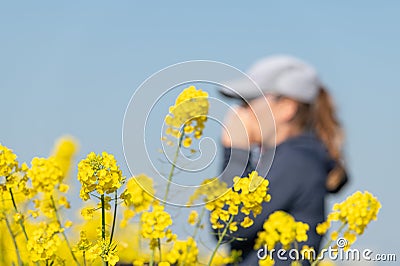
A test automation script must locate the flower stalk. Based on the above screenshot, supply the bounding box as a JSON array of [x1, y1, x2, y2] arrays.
[[208, 215, 234, 266], [4, 214, 23, 265], [162, 131, 184, 206], [50, 195, 80, 266]]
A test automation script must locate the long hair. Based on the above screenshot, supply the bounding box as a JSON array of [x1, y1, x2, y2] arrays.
[[292, 86, 346, 191]]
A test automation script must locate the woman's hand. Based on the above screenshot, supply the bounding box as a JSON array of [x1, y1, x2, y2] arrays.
[[221, 105, 261, 149]]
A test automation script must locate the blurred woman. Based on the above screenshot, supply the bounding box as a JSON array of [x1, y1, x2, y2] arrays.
[[218, 55, 348, 265]]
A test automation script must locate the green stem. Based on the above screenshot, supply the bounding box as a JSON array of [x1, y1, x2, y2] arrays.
[[109, 191, 118, 246], [8, 188, 28, 241], [162, 132, 184, 206], [311, 222, 347, 266], [50, 195, 80, 266], [138, 214, 143, 250], [149, 248, 155, 266], [101, 194, 106, 240], [157, 238, 162, 261], [207, 215, 234, 266], [100, 194, 109, 266], [182, 207, 206, 266], [4, 214, 23, 266], [82, 251, 87, 266]]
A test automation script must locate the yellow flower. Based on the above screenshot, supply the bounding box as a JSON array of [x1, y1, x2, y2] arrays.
[[164, 86, 209, 148], [182, 137, 192, 148], [140, 202, 174, 244], [77, 151, 125, 200], [27, 157, 64, 194], [187, 210, 198, 225], [28, 209, 40, 218], [120, 174, 154, 224], [27, 222, 62, 262], [77, 231, 91, 251], [81, 207, 95, 220], [0, 144, 19, 177], [50, 136, 79, 177], [232, 171, 271, 216], [255, 211, 309, 251], [59, 183, 69, 193], [133, 260, 145, 266], [64, 220, 73, 228], [13, 212, 24, 223], [166, 237, 198, 265], [86, 239, 120, 265], [258, 255, 275, 266], [330, 191, 381, 235], [59, 196, 71, 209], [229, 221, 238, 232], [344, 230, 356, 243], [316, 221, 331, 235], [188, 177, 229, 205], [315, 191, 380, 253], [240, 217, 254, 228], [206, 171, 270, 232], [106, 253, 119, 266], [330, 231, 338, 241]]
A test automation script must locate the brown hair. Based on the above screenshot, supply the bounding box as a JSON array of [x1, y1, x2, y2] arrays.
[[292, 86, 346, 191]]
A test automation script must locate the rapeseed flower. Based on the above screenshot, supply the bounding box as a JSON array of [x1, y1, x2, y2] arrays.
[[255, 211, 309, 251], [26, 222, 63, 262], [140, 202, 174, 242], [206, 171, 270, 231], [50, 136, 78, 178], [0, 144, 19, 177], [77, 152, 124, 200], [164, 86, 209, 148], [120, 174, 155, 227], [187, 210, 199, 225], [166, 237, 199, 265], [316, 191, 381, 251], [27, 157, 64, 194]]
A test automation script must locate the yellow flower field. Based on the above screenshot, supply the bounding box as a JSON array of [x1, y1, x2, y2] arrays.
[[0, 86, 381, 266]]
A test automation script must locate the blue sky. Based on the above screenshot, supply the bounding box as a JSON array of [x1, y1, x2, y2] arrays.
[[1, 1, 399, 262]]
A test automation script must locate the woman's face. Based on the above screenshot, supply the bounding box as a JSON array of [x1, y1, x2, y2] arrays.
[[248, 95, 276, 146], [249, 94, 299, 146]]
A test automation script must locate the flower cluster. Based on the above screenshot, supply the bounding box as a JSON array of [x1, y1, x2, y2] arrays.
[[0, 144, 30, 198], [0, 86, 383, 266], [27, 157, 64, 194], [77, 152, 124, 200], [166, 237, 199, 265], [210, 250, 243, 266], [0, 144, 19, 177], [255, 211, 309, 251], [85, 239, 119, 266], [50, 136, 78, 177], [140, 202, 176, 247], [316, 191, 381, 249], [120, 174, 155, 227], [164, 86, 209, 148], [232, 171, 271, 216], [187, 210, 199, 225], [187, 177, 229, 205], [206, 171, 270, 231], [27, 222, 63, 262]]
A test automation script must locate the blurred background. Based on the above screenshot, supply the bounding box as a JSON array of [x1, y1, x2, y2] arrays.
[[1, 1, 399, 264]]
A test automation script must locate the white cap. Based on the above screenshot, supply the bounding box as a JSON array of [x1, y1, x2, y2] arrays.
[[220, 55, 322, 103]]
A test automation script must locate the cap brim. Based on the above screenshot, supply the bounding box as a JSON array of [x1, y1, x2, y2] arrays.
[[218, 77, 263, 101]]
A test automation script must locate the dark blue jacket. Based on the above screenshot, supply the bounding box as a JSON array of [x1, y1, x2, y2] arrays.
[[217, 132, 348, 265]]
